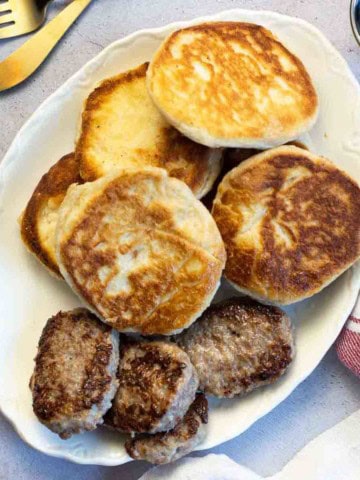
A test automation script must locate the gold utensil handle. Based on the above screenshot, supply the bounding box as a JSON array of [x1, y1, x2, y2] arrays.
[[0, 0, 93, 92]]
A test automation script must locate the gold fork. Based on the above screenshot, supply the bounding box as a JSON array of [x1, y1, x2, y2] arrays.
[[0, 0, 53, 39], [0, 0, 92, 91]]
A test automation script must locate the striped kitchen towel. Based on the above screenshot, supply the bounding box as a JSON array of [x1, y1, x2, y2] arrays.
[[336, 293, 360, 377]]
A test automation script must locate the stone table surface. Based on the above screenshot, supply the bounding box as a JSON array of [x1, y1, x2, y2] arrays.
[[0, 1, 359, 479]]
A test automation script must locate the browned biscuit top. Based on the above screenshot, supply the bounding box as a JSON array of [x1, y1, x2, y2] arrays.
[[76, 62, 221, 198], [57, 169, 225, 334], [21, 153, 82, 277], [212, 146, 360, 304], [202, 141, 308, 210], [148, 22, 318, 145]]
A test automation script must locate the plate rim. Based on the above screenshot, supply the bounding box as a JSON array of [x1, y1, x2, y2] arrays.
[[1, 8, 359, 466]]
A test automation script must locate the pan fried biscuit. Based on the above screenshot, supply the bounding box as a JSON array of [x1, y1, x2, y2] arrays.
[[147, 22, 318, 148], [76, 63, 222, 198], [202, 141, 308, 210], [56, 167, 225, 335], [21, 153, 82, 278], [212, 146, 360, 304]]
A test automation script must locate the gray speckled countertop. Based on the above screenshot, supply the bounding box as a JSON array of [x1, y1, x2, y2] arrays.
[[0, 1, 359, 479]]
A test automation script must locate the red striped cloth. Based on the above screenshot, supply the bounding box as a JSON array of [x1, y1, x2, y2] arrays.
[[336, 294, 360, 377]]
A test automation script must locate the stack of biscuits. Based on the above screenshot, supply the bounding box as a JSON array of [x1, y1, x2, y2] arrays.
[[22, 22, 360, 464]]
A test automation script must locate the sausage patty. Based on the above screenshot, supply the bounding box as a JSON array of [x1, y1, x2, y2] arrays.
[[30, 308, 119, 439], [104, 340, 198, 433], [125, 393, 208, 464], [175, 297, 294, 397]]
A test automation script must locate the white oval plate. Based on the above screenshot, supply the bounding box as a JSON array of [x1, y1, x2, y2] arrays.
[[0, 8, 359, 466]]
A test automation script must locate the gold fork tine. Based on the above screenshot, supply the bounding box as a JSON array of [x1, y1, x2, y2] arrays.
[[0, 0, 52, 40], [0, 22, 22, 40], [0, 1, 11, 14], [0, 14, 13, 26]]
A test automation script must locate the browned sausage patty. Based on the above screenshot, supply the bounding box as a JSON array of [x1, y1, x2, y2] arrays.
[[104, 340, 198, 434], [175, 297, 294, 397], [125, 393, 208, 464], [30, 309, 119, 439]]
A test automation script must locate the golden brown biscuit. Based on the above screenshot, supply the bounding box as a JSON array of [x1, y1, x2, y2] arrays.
[[56, 167, 225, 334], [21, 153, 82, 277], [147, 22, 318, 148], [212, 146, 360, 304], [76, 63, 222, 198], [202, 141, 308, 210]]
